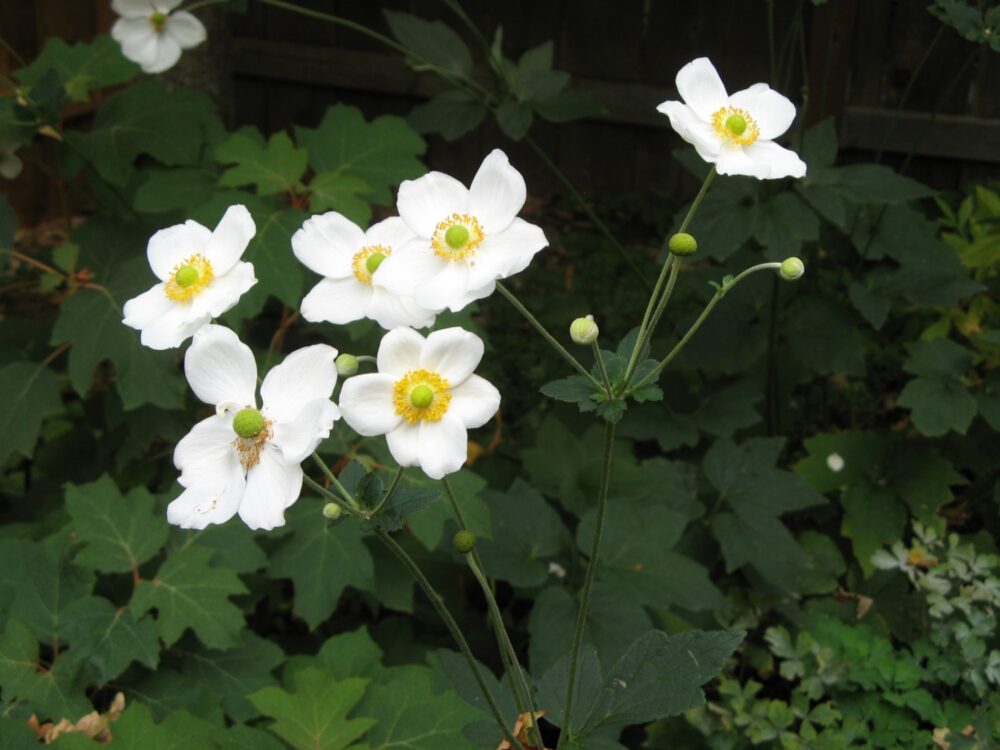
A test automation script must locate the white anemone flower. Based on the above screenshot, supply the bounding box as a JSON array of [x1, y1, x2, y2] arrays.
[[122, 205, 257, 350], [292, 213, 436, 330], [339, 327, 500, 480], [167, 325, 341, 531], [111, 0, 207, 74], [375, 149, 548, 313], [657, 57, 806, 180]]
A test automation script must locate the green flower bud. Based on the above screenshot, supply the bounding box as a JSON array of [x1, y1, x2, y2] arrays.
[[410, 384, 434, 408], [175, 265, 199, 288], [322, 502, 343, 520], [445, 224, 469, 250], [365, 252, 386, 274], [570, 314, 598, 345], [336, 353, 359, 376], [668, 232, 698, 256], [779, 257, 805, 281], [232, 407, 265, 438], [452, 529, 476, 553]]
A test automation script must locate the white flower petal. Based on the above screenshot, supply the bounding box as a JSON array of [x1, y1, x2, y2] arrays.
[[468, 149, 526, 235], [261, 344, 338, 424], [147, 219, 212, 281], [372, 240, 442, 297], [397, 171, 469, 238], [166, 467, 245, 530], [743, 140, 807, 179], [339, 373, 402, 436], [376, 327, 425, 376], [138, 305, 208, 350], [299, 277, 373, 325], [386, 421, 421, 467], [420, 327, 484, 385], [191, 261, 257, 319], [165, 10, 206, 49], [715, 145, 772, 179], [292, 212, 364, 279], [153, 0, 183, 11], [367, 287, 436, 330], [676, 57, 728, 121], [113, 19, 158, 69], [448, 374, 500, 428], [271, 398, 340, 464], [238, 446, 302, 530], [729, 83, 796, 141], [184, 324, 258, 406], [113, 0, 163, 16], [467, 217, 547, 289], [363, 216, 417, 251], [656, 100, 721, 161], [413, 261, 472, 312], [205, 205, 255, 275], [145, 34, 183, 74], [122, 282, 173, 330], [416, 415, 468, 479], [174, 414, 238, 489]]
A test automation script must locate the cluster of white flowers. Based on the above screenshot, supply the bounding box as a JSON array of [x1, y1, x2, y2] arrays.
[[118, 45, 808, 530]]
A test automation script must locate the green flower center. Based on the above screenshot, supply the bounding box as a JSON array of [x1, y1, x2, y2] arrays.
[[365, 252, 386, 274], [725, 114, 747, 136], [175, 265, 199, 288], [444, 224, 470, 250], [150, 11, 168, 30], [409, 384, 434, 409], [232, 408, 265, 438]]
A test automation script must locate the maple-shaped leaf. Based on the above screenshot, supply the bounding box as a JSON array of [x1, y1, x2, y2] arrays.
[[131, 546, 247, 649], [0, 620, 91, 721], [216, 130, 308, 197], [249, 667, 374, 750], [61, 597, 159, 683]]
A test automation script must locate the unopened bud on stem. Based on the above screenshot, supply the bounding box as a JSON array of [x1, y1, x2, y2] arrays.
[[570, 315, 599, 345], [336, 353, 359, 376], [452, 529, 476, 553], [779, 257, 805, 281], [322, 502, 343, 520], [668, 232, 698, 256]]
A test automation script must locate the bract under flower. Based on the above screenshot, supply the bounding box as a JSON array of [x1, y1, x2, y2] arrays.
[[657, 57, 807, 180], [338, 327, 500, 479], [167, 325, 340, 531]]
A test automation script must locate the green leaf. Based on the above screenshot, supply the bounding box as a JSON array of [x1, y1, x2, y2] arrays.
[[374, 485, 442, 533], [60, 596, 160, 682], [249, 667, 374, 750], [0, 194, 16, 247], [131, 545, 248, 649], [898, 339, 977, 436], [496, 100, 534, 141], [405, 469, 491, 549], [535, 89, 604, 123], [407, 90, 487, 141], [752, 192, 819, 259], [180, 630, 284, 722], [103, 704, 217, 750], [383, 10, 473, 77], [849, 276, 892, 330], [511, 41, 569, 101], [0, 620, 91, 721], [477, 479, 567, 587], [786, 298, 868, 376], [15, 34, 138, 103], [540, 374, 600, 411], [841, 484, 906, 576], [307, 172, 371, 226], [356, 665, 481, 750], [801, 117, 837, 169], [315, 627, 384, 680], [134, 167, 217, 214], [0, 361, 62, 462], [296, 104, 426, 205], [807, 164, 936, 205], [268, 502, 375, 628], [216, 130, 308, 196], [65, 474, 168, 573], [63, 80, 216, 186]]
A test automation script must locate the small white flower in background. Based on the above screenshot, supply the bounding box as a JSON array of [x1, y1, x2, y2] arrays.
[[375, 149, 548, 313], [168, 325, 340, 531], [122, 204, 257, 350], [292, 213, 436, 330], [826, 452, 845, 472], [657, 57, 807, 180], [111, 0, 207, 74], [339, 327, 500, 480], [0, 145, 22, 180]]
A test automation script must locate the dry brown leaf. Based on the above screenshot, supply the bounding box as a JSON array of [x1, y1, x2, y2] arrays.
[[28, 692, 125, 745], [497, 711, 548, 750]]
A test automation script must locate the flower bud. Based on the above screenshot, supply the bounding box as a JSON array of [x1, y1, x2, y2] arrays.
[[335, 353, 359, 377], [668, 232, 698, 256], [452, 529, 476, 553], [322, 502, 343, 520], [779, 257, 805, 281], [570, 315, 599, 345]]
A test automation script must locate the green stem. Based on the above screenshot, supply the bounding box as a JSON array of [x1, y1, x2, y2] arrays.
[[373, 526, 525, 750], [496, 282, 603, 389], [371, 466, 404, 515], [621, 167, 715, 388], [557, 420, 615, 749], [303, 475, 361, 517], [522, 135, 650, 291], [591, 341, 613, 396], [628, 262, 783, 393], [310, 453, 360, 510]]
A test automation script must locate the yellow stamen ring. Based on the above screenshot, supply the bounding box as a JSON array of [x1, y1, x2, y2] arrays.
[[164, 253, 214, 302], [431, 214, 484, 261], [392, 369, 451, 423], [711, 106, 760, 146], [352, 244, 392, 284]]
